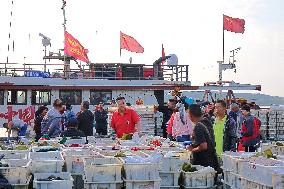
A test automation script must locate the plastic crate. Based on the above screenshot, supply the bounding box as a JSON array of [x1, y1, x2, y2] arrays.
[[121, 158, 161, 181], [159, 172, 180, 187], [238, 158, 284, 186], [2, 152, 28, 159], [11, 175, 32, 189], [84, 181, 123, 189], [222, 152, 254, 173], [240, 176, 273, 189], [272, 172, 284, 189], [123, 179, 161, 189], [33, 172, 73, 189], [0, 149, 30, 155], [0, 159, 31, 184], [63, 149, 99, 174], [84, 157, 123, 183], [180, 166, 216, 188], [223, 170, 241, 189], [29, 151, 64, 173]]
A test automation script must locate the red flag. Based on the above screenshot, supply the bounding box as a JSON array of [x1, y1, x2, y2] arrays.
[[64, 31, 90, 63], [223, 15, 245, 33], [162, 44, 165, 65], [120, 32, 144, 53]]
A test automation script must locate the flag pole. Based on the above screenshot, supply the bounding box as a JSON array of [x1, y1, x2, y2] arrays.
[[120, 31, 122, 57], [222, 14, 225, 62]]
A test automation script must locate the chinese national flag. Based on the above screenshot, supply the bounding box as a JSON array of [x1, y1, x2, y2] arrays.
[[223, 15, 245, 34], [64, 31, 90, 63], [120, 32, 144, 53]]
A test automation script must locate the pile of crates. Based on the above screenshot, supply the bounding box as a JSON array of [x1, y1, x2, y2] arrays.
[[222, 151, 284, 189]]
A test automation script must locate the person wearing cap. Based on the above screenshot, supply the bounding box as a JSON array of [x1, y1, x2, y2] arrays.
[[110, 97, 141, 138], [60, 117, 85, 137], [77, 101, 94, 136], [41, 99, 63, 138], [241, 104, 260, 152], [94, 102, 108, 135]]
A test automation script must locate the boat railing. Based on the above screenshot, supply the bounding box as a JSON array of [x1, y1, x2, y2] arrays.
[[0, 62, 189, 82]]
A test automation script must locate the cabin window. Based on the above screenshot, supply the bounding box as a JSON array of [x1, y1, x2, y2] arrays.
[[90, 90, 112, 105], [31, 90, 51, 105], [59, 90, 82, 105], [0, 90, 4, 105], [7, 90, 27, 105]]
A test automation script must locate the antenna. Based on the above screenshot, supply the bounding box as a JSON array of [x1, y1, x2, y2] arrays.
[[218, 47, 241, 82]]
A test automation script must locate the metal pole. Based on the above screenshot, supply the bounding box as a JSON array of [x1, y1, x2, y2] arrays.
[[44, 46, 47, 72], [223, 14, 225, 62]]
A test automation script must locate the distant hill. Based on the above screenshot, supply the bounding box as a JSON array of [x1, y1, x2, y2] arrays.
[[166, 91, 284, 106]]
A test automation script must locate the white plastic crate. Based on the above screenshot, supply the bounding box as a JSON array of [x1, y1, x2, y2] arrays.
[[84, 181, 123, 189], [238, 157, 284, 186], [0, 149, 30, 155], [160, 152, 190, 172], [123, 179, 161, 189], [223, 170, 241, 189], [11, 175, 32, 189], [272, 172, 284, 189], [33, 172, 73, 189], [180, 166, 216, 188], [0, 159, 31, 184], [2, 152, 28, 159], [84, 157, 123, 183], [240, 176, 273, 189], [159, 172, 180, 187], [222, 152, 254, 173], [29, 151, 64, 173], [121, 159, 161, 181], [63, 149, 98, 174]]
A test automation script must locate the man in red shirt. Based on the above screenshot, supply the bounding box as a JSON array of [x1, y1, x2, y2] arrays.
[[110, 97, 141, 138]]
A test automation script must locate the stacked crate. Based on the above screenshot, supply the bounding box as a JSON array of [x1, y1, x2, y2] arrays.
[[269, 110, 284, 140]]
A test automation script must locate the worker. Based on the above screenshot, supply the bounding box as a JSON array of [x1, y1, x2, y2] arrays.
[[110, 97, 141, 138], [60, 117, 85, 138], [7, 118, 28, 137]]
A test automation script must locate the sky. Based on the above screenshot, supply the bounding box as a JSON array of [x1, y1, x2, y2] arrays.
[[0, 0, 284, 97]]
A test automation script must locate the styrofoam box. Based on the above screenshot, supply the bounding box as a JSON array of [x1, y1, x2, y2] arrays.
[[84, 157, 123, 183], [0, 159, 31, 184], [240, 176, 273, 189], [160, 152, 190, 172], [84, 181, 123, 189], [123, 179, 161, 189], [33, 172, 73, 189], [29, 151, 64, 173], [239, 159, 284, 186], [121, 159, 161, 181], [180, 166, 216, 188], [63, 149, 100, 174], [159, 172, 180, 187], [11, 175, 32, 189], [0, 149, 30, 156]]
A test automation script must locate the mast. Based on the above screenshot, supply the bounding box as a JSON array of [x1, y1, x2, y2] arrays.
[[61, 0, 70, 78]]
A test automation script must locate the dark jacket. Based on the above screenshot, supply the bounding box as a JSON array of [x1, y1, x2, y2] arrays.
[[94, 109, 108, 128], [201, 116, 215, 143], [34, 115, 43, 136], [77, 109, 94, 136], [158, 106, 173, 129], [223, 114, 237, 152], [60, 128, 85, 138]]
